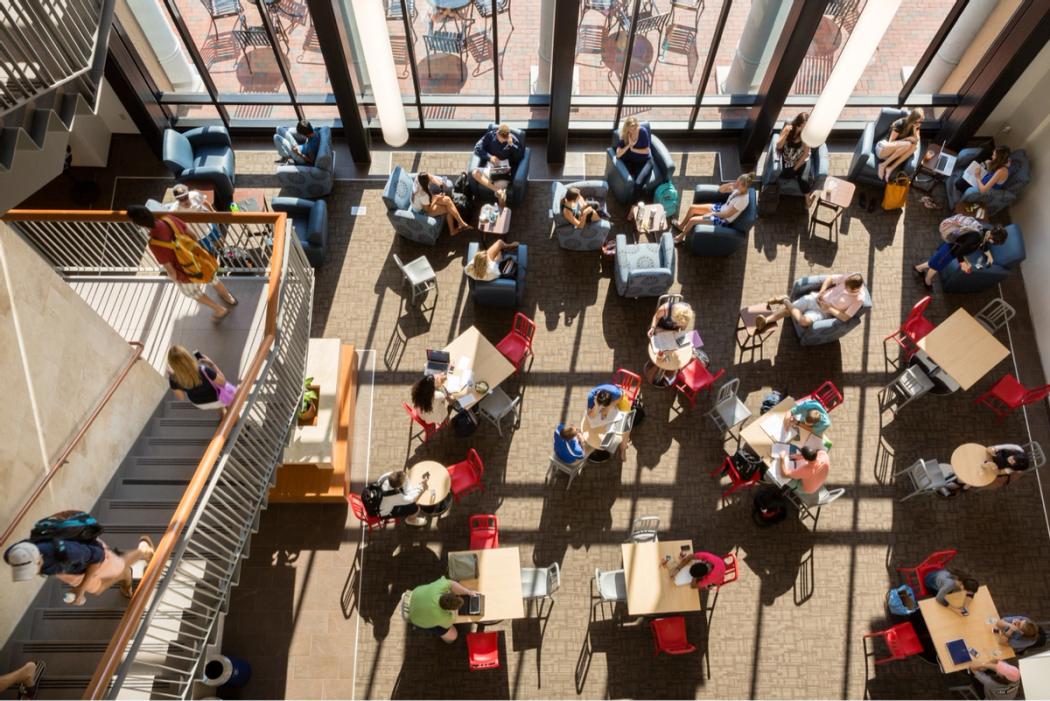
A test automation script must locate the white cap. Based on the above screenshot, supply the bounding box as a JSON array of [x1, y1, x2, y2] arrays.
[[4, 541, 41, 582]]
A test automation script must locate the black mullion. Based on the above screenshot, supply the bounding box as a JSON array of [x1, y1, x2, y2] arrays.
[[613, 0, 643, 128], [252, 0, 303, 122], [898, 0, 969, 106], [400, 0, 425, 128], [160, 0, 230, 126], [688, 0, 732, 129], [492, 0, 500, 124]]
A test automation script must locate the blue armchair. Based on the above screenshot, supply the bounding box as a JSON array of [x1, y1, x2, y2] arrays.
[[162, 127, 236, 210], [604, 122, 675, 204], [381, 166, 447, 245], [465, 242, 527, 307], [760, 131, 829, 197], [687, 185, 756, 257], [466, 123, 531, 208], [271, 197, 328, 268], [549, 180, 611, 251], [945, 148, 1030, 217], [614, 232, 675, 298], [941, 224, 1026, 293], [846, 108, 921, 187], [789, 275, 872, 346], [276, 126, 335, 198]]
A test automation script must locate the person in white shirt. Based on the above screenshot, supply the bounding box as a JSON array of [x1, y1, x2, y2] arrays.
[[464, 239, 520, 282], [412, 172, 472, 236], [374, 470, 425, 519], [172, 183, 222, 254], [672, 173, 754, 243], [410, 372, 470, 426]]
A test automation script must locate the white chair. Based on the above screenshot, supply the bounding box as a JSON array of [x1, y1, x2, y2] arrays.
[[393, 253, 438, 306], [477, 387, 520, 437], [948, 684, 981, 700], [878, 366, 935, 416], [594, 568, 627, 602], [786, 486, 845, 523], [400, 589, 412, 621], [521, 562, 561, 602], [628, 516, 659, 543], [706, 378, 752, 437], [547, 454, 585, 489], [894, 458, 956, 502], [1028, 441, 1046, 470], [974, 298, 1016, 334]]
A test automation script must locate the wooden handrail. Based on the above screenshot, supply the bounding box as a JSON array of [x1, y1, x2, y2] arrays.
[[2, 210, 283, 225], [0, 341, 145, 550]]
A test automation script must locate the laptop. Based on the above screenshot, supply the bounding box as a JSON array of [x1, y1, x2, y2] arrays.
[[946, 639, 972, 666], [424, 349, 450, 376], [933, 141, 957, 176], [458, 593, 485, 617]]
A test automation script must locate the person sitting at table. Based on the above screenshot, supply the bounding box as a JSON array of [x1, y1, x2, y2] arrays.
[[913, 225, 1008, 291], [553, 423, 585, 464], [672, 173, 754, 244], [788, 398, 831, 437], [407, 575, 478, 643], [413, 172, 473, 237], [925, 568, 979, 615], [464, 239, 521, 282], [782, 446, 830, 494], [471, 123, 523, 206], [587, 384, 624, 421], [410, 373, 468, 427], [560, 187, 603, 229], [649, 298, 695, 335], [968, 661, 1021, 700], [984, 444, 1030, 487], [371, 470, 426, 519], [669, 550, 726, 590], [992, 615, 1043, 653], [755, 272, 866, 334]]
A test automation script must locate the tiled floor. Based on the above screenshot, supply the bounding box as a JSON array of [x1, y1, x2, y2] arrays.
[[81, 142, 1050, 699]]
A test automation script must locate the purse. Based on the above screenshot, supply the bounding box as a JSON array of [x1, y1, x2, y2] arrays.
[[882, 172, 911, 210], [203, 366, 238, 406]]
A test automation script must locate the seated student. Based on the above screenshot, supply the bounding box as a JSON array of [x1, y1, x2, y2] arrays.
[[407, 576, 479, 643], [587, 384, 624, 421], [956, 146, 1012, 195], [776, 112, 818, 206], [755, 273, 867, 333], [560, 187, 602, 229], [273, 120, 321, 166], [672, 173, 754, 244], [553, 423, 586, 464], [876, 107, 923, 182], [782, 446, 830, 494], [410, 372, 468, 427], [670, 550, 726, 589], [913, 225, 1007, 291], [464, 239, 521, 282], [649, 299, 695, 335], [471, 123, 523, 206], [372, 470, 425, 519], [413, 172, 472, 236], [983, 444, 1030, 487], [992, 616, 1042, 653], [969, 661, 1021, 700], [788, 398, 831, 437], [614, 116, 652, 179], [924, 568, 979, 615]]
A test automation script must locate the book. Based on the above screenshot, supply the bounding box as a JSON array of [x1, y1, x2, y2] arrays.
[[961, 162, 983, 189]]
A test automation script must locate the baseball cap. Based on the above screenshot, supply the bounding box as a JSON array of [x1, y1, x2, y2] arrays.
[[996, 661, 1020, 682], [172, 184, 190, 199], [4, 541, 41, 582]]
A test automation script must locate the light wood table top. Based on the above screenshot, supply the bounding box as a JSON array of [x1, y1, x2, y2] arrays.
[[738, 304, 779, 338], [818, 176, 856, 210], [443, 326, 516, 410], [406, 460, 450, 506], [621, 540, 703, 616], [633, 203, 668, 238], [647, 337, 693, 371], [450, 546, 525, 623], [1019, 649, 1050, 700], [581, 407, 624, 450], [917, 309, 1009, 391], [919, 586, 1014, 673], [479, 205, 511, 235], [739, 397, 822, 466], [950, 443, 998, 487]]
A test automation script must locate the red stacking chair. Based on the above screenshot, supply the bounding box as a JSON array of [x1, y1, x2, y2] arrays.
[[403, 402, 439, 444], [468, 514, 499, 550], [467, 631, 501, 670], [803, 380, 844, 412], [673, 360, 725, 409], [650, 617, 697, 656], [496, 313, 536, 374], [896, 549, 957, 597], [864, 621, 925, 664], [884, 296, 935, 362], [974, 374, 1050, 423], [448, 448, 485, 501], [612, 368, 643, 403], [718, 553, 739, 586], [711, 454, 762, 499], [347, 493, 393, 532]]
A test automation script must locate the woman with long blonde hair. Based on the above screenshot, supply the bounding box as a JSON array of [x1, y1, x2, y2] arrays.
[[615, 116, 652, 178], [672, 173, 754, 244], [463, 239, 520, 282], [167, 344, 233, 416]]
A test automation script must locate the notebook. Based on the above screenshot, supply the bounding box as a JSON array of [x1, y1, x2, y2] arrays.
[[458, 593, 485, 617], [946, 638, 972, 666], [424, 349, 450, 376]]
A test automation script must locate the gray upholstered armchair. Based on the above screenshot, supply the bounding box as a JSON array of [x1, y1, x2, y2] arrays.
[[276, 126, 335, 198], [381, 166, 448, 245], [162, 127, 236, 210], [687, 185, 756, 257], [760, 130, 829, 197], [465, 242, 527, 307], [549, 180, 611, 251], [945, 148, 1030, 217], [941, 224, 1026, 293], [466, 123, 531, 208], [789, 275, 872, 346], [614, 232, 676, 298], [846, 108, 921, 187], [604, 122, 675, 204], [271, 197, 328, 268]]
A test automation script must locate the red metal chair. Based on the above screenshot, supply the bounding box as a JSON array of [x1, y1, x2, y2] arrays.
[[864, 621, 925, 664], [448, 448, 485, 501], [468, 514, 499, 550], [673, 360, 725, 409], [403, 402, 438, 444], [974, 374, 1050, 423], [612, 368, 643, 403], [347, 493, 393, 532], [896, 549, 957, 597], [495, 312, 536, 374], [718, 553, 739, 586], [711, 454, 762, 499], [884, 296, 935, 363], [467, 631, 501, 670], [650, 617, 697, 656], [803, 380, 844, 412]]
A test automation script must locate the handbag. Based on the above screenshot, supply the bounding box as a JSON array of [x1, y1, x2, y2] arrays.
[[882, 172, 911, 210], [757, 179, 780, 217], [203, 366, 238, 406]]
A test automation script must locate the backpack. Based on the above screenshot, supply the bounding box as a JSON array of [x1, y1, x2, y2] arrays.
[[758, 179, 780, 217], [731, 449, 764, 481], [30, 510, 102, 543], [150, 215, 218, 283], [760, 389, 785, 415], [752, 487, 788, 527], [939, 213, 984, 243], [360, 485, 396, 518], [654, 181, 679, 218], [887, 584, 918, 616], [630, 397, 646, 429], [452, 411, 478, 437]]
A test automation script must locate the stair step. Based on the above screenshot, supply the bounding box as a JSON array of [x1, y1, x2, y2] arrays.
[[161, 401, 208, 418], [98, 499, 180, 524], [26, 674, 90, 701], [138, 437, 211, 459], [148, 418, 220, 441], [113, 481, 193, 501], [95, 525, 168, 552], [11, 640, 114, 675], [47, 580, 131, 608], [125, 457, 202, 482], [31, 607, 126, 639]]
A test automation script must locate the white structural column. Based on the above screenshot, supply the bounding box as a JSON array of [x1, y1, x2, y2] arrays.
[[912, 0, 999, 93], [535, 0, 556, 94], [127, 0, 202, 92], [723, 0, 787, 94], [352, 0, 409, 147]]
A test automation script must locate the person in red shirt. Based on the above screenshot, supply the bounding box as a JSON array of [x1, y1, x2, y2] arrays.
[[127, 205, 237, 321], [783, 446, 831, 494]]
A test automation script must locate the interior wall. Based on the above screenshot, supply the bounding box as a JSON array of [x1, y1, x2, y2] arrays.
[[940, 0, 1023, 92], [0, 226, 166, 644]]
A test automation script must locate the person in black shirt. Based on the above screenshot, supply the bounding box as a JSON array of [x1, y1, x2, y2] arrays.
[[470, 124, 522, 206], [876, 107, 923, 182], [913, 225, 1007, 290], [167, 344, 231, 415]]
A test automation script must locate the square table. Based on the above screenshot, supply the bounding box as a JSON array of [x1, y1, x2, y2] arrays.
[[633, 203, 668, 240], [621, 540, 703, 616], [1019, 649, 1050, 699], [810, 176, 855, 236], [478, 205, 511, 244], [450, 546, 525, 623], [919, 586, 1014, 673], [915, 144, 958, 192], [916, 308, 1010, 391], [443, 326, 516, 411], [739, 397, 822, 465], [581, 407, 625, 451]]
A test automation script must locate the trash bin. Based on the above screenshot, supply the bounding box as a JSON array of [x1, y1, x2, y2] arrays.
[[202, 653, 251, 689]]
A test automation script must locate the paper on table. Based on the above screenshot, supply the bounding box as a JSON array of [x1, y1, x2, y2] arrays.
[[651, 331, 683, 352], [803, 432, 825, 452], [674, 566, 693, 586], [771, 443, 791, 461], [760, 413, 796, 442]]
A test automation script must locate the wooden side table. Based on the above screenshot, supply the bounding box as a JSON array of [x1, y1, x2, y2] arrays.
[[736, 304, 779, 361], [914, 144, 957, 192], [810, 176, 855, 239], [478, 205, 511, 244]]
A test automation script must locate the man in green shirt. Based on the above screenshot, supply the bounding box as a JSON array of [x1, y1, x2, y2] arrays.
[[407, 576, 477, 642]]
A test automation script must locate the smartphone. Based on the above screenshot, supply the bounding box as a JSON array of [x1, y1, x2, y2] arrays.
[[193, 350, 203, 360], [680, 544, 690, 555]]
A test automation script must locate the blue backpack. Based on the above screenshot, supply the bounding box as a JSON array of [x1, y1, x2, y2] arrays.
[[887, 584, 918, 616], [654, 181, 679, 218], [30, 510, 102, 544]]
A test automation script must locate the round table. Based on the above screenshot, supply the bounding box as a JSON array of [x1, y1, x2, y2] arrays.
[[407, 460, 452, 510], [581, 410, 621, 451], [950, 443, 998, 487], [647, 342, 692, 372]]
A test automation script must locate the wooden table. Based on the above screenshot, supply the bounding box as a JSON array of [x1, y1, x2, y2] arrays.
[[919, 586, 1014, 673], [633, 203, 668, 240], [621, 540, 703, 616], [450, 546, 525, 623], [811, 176, 855, 234], [443, 326, 516, 411], [954, 201, 987, 220], [916, 309, 1009, 391], [919, 144, 957, 179], [647, 334, 693, 371], [478, 205, 511, 239], [1019, 649, 1050, 700], [950, 443, 998, 487], [736, 304, 779, 354], [739, 397, 822, 466], [581, 407, 624, 450], [406, 460, 451, 506]]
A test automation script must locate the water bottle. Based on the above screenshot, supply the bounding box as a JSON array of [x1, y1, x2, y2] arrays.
[[63, 592, 76, 604], [229, 202, 240, 213]]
